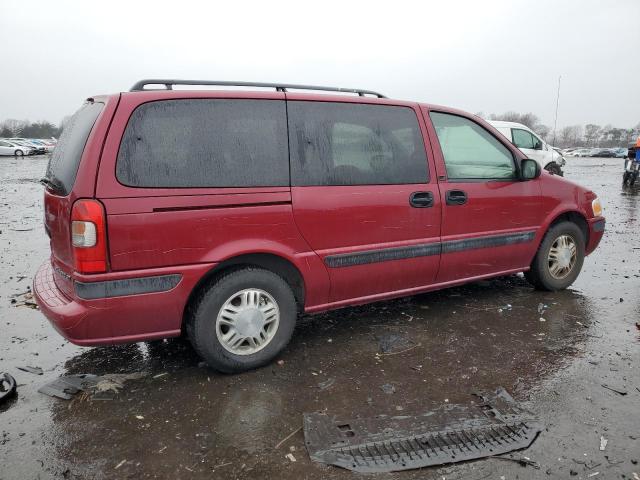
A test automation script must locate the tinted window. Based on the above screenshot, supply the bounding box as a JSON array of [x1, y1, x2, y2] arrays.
[[45, 102, 104, 195], [430, 112, 516, 180], [512, 128, 535, 149], [288, 102, 428, 186], [117, 99, 288, 188]]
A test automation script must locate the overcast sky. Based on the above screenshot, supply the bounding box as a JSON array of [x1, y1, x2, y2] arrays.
[[1, 0, 638, 129]]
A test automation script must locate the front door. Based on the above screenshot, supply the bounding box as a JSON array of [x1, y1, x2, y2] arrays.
[[288, 99, 441, 304], [425, 111, 544, 283]]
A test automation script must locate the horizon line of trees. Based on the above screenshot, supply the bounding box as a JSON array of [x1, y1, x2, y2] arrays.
[[478, 111, 640, 149], [0, 118, 65, 140], [2, 112, 639, 149]]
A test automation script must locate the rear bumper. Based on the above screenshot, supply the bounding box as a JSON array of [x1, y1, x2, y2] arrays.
[[33, 260, 215, 346], [586, 217, 605, 255]]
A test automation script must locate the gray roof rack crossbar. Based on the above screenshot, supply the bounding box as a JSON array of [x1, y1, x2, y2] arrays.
[[129, 79, 386, 98]]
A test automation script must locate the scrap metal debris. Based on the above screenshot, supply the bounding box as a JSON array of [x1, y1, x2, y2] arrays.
[[600, 436, 608, 451], [303, 387, 541, 473], [11, 290, 38, 309], [38, 372, 146, 400], [38, 374, 100, 400], [601, 384, 627, 396], [317, 378, 335, 391], [17, 366, 43, 375], [93, 372, 146, 394], [0, 373, 17, 405], [378, 333, 415, 354], [381, 383, 396, 394], [489, 454, 540, 469], [275, 426, 302, 449]]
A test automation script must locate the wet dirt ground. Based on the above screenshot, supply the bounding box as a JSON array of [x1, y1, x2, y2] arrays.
[[1, 156, 639, 480]]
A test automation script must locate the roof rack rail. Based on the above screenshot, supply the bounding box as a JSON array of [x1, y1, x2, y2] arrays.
[[129, 79, 386, 98]]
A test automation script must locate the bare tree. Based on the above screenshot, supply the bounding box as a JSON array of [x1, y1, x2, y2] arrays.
[[536, 124, 551, 141], [584, 124, 602, 147], [489, 111, 540, 129], [1, 119, 29, 136]]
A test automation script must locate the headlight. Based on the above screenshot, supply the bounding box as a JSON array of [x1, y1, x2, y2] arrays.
[[591, 198, 602, 217]]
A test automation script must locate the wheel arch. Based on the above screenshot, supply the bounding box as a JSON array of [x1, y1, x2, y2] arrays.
[[182, 252, 306, 332], [537, 210, 589, 256]]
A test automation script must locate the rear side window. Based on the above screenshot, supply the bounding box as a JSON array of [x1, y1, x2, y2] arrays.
[[45, 102, 104, 195], [430, 112, 516, 180], [288, 102, 428, 186], [116, 99, 288, 188]]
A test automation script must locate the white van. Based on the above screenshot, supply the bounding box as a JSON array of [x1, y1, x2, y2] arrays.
[[489, 121, 565, 175]]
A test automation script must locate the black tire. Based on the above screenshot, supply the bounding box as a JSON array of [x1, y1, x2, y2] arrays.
[[524, 221, 585, 291], [14, 150, 23, 157], [186, 268, 297, 373], [623, 171, 630, 185], [544, 162, 563, 176], [631, 172, 638, 186]]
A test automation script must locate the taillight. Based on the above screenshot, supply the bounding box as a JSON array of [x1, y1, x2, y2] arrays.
[[70, 199, 107, 273]]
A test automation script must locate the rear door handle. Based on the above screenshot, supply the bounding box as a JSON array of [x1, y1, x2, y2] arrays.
[[409, 191, 434, 208], [445, 190, 467, 206]]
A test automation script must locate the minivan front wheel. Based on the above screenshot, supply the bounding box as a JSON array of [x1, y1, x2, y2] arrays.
[[544, 162, 563, 176], [187, 268, 297, 373], [14, 150, 23, 157], [524, 221, 585, 291]]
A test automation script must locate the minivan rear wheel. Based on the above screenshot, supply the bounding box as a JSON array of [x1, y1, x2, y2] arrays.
[[187, 268, 297, 373], [524, 221, 585, 291]]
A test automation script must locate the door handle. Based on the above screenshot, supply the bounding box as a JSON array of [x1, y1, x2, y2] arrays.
[[445, 190, 467, 206], [409, 191, 434, 208]]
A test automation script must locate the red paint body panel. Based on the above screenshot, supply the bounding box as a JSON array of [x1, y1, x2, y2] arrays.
[[104, 201, 329, 308], [34, 89, 605, 346], [35, 260, 213, 345], [419, 105, 545, 281], [292, 184, 441, 301]]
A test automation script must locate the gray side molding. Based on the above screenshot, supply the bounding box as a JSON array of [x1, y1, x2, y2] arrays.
[[75, 274, 181, 300]]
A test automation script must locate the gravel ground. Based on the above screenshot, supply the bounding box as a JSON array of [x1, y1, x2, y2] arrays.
[[0, 155, 638, 479]]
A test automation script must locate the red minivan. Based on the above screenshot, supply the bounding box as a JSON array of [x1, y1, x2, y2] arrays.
[[34, 80, 605, 372]]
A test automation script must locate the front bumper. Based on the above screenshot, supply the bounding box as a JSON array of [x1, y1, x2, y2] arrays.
[[33, 260, 215, 346], [586, 217, 605, 255]]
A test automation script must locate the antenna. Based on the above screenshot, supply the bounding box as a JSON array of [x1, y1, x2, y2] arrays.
[[551, 75, 561, 146]]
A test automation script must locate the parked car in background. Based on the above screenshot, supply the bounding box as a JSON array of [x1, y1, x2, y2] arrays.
[[8, 138, 46, 155], [588, 148, 616, 158], [34, 79, 605, 373], [573, 148, 594, 157], [41, 139, 57, 150], [562, 148, 580, 155], [488, 121, 565, 175], [613, 147, 628, 158], [29, 139, 55, 153], [0, 139, 34, 156]]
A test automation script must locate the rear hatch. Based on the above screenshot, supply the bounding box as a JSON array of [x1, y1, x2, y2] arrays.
[[42, 100, 107, 295]]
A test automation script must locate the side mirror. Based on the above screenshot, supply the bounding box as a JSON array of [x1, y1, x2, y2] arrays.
[[521, 158, 541, 180], [534, 140, 543, 150]]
